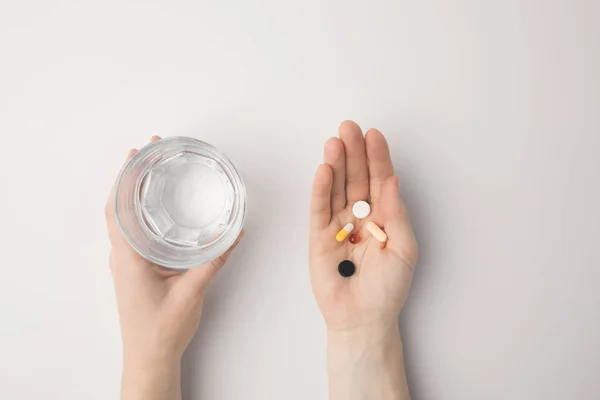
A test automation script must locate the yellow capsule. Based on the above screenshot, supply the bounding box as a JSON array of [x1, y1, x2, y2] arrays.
[[366, 221, 387, 243], [335, 223, 354, 242]]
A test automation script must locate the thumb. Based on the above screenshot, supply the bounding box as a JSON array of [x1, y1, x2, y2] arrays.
[[380, 176, 419, 267], [177, 230, 244, 295]]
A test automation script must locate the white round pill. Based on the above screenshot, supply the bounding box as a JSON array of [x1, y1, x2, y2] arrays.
[[352, 201, 371, 219]]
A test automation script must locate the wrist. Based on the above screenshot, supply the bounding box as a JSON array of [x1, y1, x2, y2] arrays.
[[327, 323, 410, 400], [122, 355, 182, 400], [327, 322, 401, 351]]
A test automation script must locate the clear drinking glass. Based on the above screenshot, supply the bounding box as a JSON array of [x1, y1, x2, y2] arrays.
[[115, 137, 246, 269]]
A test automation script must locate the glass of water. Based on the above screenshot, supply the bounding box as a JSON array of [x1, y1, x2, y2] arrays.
[[115, 137, 246, 269]]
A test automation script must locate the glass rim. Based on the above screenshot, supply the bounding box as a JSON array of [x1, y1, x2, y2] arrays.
[[114, 136, 246, 269]]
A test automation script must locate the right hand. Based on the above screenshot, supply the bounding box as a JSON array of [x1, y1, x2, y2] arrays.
[[308, 121, 419, 333]]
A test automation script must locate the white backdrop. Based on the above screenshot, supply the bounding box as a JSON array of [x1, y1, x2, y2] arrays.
[[1, 1, 599, 399]]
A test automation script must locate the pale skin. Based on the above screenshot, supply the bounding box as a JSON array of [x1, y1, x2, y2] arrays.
[[106, 122, 418, 400], [310, 121, 418, 400], [105, 136, 243, 400]]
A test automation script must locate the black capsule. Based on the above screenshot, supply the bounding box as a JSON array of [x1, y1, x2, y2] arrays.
[[338, 260, 356, 277]]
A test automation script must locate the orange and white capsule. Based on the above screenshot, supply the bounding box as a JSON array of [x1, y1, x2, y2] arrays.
[[366, 221, 387, 243], [335, 223, 354, 242]]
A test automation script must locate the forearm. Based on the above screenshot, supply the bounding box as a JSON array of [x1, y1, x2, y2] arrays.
[[327, 324, 410, 400], [121, 356, 182, 400]]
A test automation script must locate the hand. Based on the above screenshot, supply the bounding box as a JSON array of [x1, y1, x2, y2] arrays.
[[309, 121, 418, 400], [105, 136, 243, 400], [309, 121, 418, 332]]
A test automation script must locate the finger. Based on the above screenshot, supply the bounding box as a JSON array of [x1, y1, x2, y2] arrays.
[[150, 135, 161, 142], [365, 129, 394, 205], [323, 137, 346, 213], [339, 120, 369, 203], [125, 148, 138, 159], [105, 149, 138, 245], [179, 230, 245, 294], [380, 176, 419, 268], [310, 164, 334, 231]]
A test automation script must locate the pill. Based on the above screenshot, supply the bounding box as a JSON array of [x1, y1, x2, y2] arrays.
[[348, 233, 360, 244], [335, 223, 354, 242], [366, 221, 387, 242], [338, 260, 356, 277], [352, 201, 371, 219]]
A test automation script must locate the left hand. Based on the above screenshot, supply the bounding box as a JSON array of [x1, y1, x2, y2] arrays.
[[105, 136, 243, 399]]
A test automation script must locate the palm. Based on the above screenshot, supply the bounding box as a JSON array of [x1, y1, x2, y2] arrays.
[[309, 122, 418, 331], [109, 205, 242, 359], [112, 247, 234, 314]]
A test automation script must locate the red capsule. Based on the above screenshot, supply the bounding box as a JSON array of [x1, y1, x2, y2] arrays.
[[348, 233, 360, 244]]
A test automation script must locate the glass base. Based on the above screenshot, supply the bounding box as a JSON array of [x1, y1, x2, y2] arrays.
[[139, 151, 235, 247]]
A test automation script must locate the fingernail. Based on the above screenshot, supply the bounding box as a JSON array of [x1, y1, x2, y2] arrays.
[[232, 230, 245, 247], [126, 149, 137, 160]]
